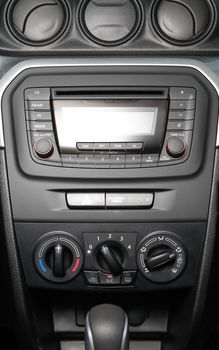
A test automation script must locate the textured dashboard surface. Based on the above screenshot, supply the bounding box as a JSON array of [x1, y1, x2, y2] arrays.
[[0, 0, 218, 55]]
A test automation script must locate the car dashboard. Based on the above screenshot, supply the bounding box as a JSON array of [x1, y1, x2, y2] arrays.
[[0, 1, 219, 350]]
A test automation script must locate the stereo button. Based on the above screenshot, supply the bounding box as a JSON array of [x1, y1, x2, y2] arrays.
[[125, 154, 141, 168], [126, 142, 143, 151], [170, 100, 195, 110], [61, 154, 78, 167], [94, 143, 110, 151], [78, 154, 95, 168], [168, 110, 195, 120], [25, 100, 51, 111], [110, 143, 126, 151], [141, 154, 158, 167], [25, 88, 50, 101], [167, 120, 194, 131], [27, 121, 53, 131], [26, 111, 52, 121], [95, 155, 110, 168], [110, 155, 125, 168], [170, 88, 196, 100], [77, 143, 94, 151]]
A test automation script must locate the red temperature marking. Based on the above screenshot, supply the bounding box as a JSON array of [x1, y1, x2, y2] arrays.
[[72, 258, 80, 272]]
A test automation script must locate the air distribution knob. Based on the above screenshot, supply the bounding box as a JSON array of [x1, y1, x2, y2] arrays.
[[145, 247, 176, 271], [34, 232, 83, 283], [96, 244, 124, 275], [166, 137, 186, 159], [137, 232, 186, 283], [33, 137, 54, 159]]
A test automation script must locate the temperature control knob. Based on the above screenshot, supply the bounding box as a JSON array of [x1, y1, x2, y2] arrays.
[[166, 137, 186, 158], [33, 137, 54, 159], [137, 232, 186, 283], [34, 232, 83, 283]]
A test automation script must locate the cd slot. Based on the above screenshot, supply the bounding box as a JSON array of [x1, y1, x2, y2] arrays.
[[52, 87, 168, 99]]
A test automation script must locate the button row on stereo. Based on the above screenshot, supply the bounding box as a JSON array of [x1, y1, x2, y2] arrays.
[[24, 91, 62, 165], [77, 142, 143, 152], [159, 87, 196, 164], [62, 153, 159, 168], [84, 270, 136, 285], [169, 88, 196, 114]]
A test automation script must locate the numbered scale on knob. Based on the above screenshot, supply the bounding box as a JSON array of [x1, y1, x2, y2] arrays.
[[83, 232, 137, 259], [137, 232, 186, 283], [34, 232, 83, 283]]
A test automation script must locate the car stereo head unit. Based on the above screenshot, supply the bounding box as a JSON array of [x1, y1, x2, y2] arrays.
[[24, 87, 195, 169]]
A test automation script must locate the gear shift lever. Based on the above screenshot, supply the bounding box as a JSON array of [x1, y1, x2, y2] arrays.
[[85, 304, 129, 350]]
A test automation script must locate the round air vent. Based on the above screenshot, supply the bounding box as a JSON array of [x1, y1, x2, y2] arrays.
[[7, 0, 69, 45], [78, 0, 142, 46], [151, 0, 215, 45]]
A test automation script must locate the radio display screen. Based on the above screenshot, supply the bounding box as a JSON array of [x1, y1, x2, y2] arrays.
[[53, 99, 167, 153]]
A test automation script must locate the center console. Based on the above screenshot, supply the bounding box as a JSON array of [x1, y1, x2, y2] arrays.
[[1, 60, 218, 350]]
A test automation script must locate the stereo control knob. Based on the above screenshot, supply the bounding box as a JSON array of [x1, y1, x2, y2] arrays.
[[137, 232, 186, 283], [96, 244, 124, 276], [34, 232, 83, 283], [166, 137, 186, 158], [33, 137, 54, 159]]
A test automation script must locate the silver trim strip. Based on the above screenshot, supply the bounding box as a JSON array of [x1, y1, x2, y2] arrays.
[[0, 57, 219, 148]]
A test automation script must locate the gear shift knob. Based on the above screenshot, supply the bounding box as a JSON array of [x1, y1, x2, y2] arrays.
[[85, 304, 129, 350]]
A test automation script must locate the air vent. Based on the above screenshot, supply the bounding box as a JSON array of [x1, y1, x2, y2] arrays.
[[151, 0, 215, 46], [7, 0, 69, 46], [78, 0, 142, 46]]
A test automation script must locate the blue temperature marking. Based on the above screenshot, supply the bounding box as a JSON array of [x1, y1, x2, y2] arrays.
[[39, 259, 47, 273]]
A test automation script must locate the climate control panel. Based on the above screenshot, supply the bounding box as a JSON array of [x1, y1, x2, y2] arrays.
[[33, 230, 187, 286]]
